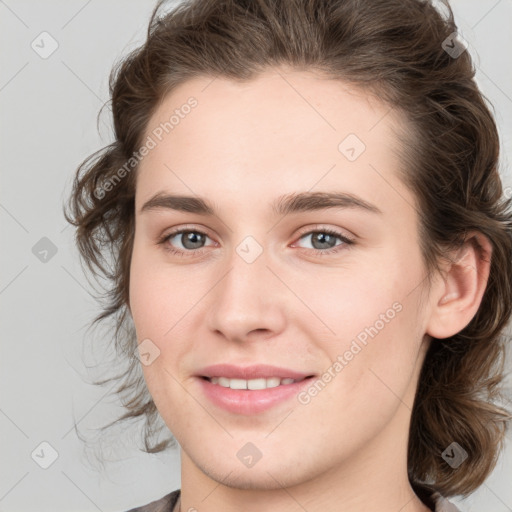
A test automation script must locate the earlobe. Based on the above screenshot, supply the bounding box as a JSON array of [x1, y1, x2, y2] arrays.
[[426, 232, 492, 340]]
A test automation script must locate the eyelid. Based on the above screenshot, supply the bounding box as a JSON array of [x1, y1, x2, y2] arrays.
[[160, 223, 215, 240], [293, 224, 356, 243]]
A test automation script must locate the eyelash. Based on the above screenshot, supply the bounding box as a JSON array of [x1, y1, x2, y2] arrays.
[[157, 225, 355, 258]]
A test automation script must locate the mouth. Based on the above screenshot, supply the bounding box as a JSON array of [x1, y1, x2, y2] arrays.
[[196, 374, 316, 415], [200, 375, 315, 390]]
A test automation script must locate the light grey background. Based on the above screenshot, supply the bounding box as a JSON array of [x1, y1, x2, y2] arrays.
[[1, 1, 511, 511]]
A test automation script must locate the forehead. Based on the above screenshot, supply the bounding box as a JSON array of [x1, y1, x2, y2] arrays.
[[144, 67, 399, 147], [136, 67, 414, 216]]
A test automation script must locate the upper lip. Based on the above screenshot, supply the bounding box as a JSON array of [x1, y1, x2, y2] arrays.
[[197, 364, 315, 380]]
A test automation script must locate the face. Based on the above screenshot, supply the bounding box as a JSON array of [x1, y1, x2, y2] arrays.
[[129, 67, 434, 490]]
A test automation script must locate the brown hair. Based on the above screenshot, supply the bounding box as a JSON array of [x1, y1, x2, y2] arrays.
[[64, 0, 512, 498]]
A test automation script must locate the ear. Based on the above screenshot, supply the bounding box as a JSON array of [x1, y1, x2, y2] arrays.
[[425, 231, 492, 339]]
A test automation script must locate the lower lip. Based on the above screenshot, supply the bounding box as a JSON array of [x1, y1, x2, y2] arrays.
[[196, 376, 315, 415]]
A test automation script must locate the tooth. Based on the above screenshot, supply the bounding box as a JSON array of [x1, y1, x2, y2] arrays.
[[210, 376, 298, 389], [229, 378, 247, 390], [266, 377, 281, 388], [218, 377, 230, 388], [247, 378, 267, 390]]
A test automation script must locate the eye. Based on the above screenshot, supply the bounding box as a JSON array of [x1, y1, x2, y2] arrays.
[[293, 227, 355, 255], [157, 226, 355, 257], [158, 228, 215, 257]]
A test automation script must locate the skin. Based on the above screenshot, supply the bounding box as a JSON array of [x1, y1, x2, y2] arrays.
[[129, 66, 491, 512]]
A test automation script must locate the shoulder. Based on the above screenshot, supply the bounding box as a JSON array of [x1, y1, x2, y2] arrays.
[[123, 489, 181, 512]]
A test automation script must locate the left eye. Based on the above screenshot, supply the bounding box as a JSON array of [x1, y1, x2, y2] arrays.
[[295, 230, 351, 251]]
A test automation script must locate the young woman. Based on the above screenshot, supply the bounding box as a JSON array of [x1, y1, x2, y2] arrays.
[[65, 0, 512, 511]]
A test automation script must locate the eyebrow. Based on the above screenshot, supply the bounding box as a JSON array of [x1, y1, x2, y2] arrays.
[[139, 191, 382, 216]]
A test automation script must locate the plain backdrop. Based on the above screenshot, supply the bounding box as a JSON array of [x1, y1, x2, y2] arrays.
[[1, 1, 511, 511]]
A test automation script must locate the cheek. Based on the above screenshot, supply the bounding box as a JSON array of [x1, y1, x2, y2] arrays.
[[294, 251, 426, 395], [304, 298, 424, 439], [129, 244, 186, 337], [129, 251, 193, 420], [290, 260, 405, 343]]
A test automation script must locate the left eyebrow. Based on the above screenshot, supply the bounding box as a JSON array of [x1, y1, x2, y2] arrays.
[[139, 190, 383, 216], [273, 191, 382, 216]]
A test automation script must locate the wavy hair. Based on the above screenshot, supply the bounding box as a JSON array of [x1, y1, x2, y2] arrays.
[[64, 0, 512, 497]]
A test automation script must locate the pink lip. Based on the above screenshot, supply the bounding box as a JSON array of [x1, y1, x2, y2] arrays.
[[196, 363, 313, 380], [196, 375, 315, 415]]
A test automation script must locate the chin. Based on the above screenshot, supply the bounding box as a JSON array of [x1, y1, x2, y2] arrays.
[[191, 452, 311, 491]]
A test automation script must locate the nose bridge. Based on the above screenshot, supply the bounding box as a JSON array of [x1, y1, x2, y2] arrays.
[[205, 235, 286, 340]]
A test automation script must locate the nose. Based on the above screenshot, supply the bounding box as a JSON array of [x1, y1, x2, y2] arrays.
[[205, 242, 288, 343]]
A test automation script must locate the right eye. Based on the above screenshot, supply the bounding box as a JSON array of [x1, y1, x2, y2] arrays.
[[158, 228, 216, 256]]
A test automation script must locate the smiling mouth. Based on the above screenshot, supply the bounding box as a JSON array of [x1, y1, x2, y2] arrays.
[[197, 373, 317, 415], [201, 375, 315, 390]]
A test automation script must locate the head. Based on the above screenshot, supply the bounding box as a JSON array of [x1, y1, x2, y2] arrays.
[[65, 0, 512, 499]]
